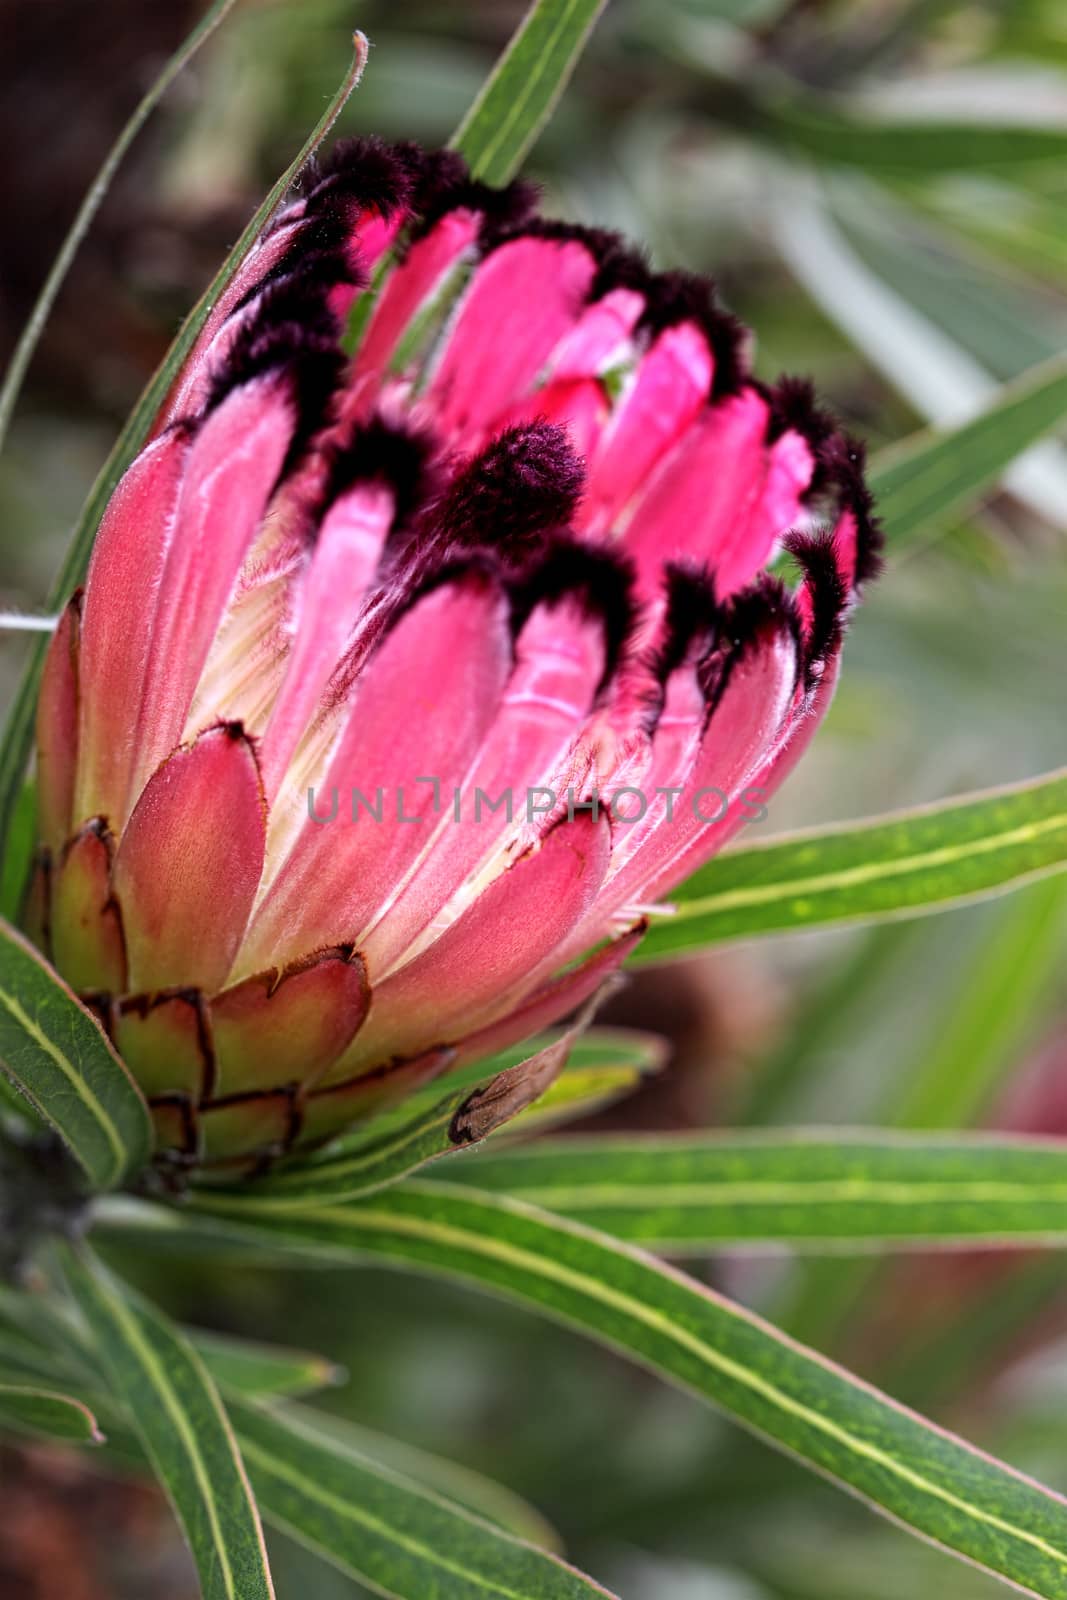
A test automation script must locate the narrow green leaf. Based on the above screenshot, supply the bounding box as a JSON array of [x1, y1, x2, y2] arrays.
[[762, 98, 1067, 174], [0, 1379, 104, 1445], [0, 32, 369, 878], [230, 1395, 615, 1599], [451, 0, 609, 184], [0, 920, 151, 1188], [633, 768, 1067, 962], [0, 1279, 338, 1406], [870, 352, 1067, 546], [297, 1410, 562, 1552], [0, 0, 239, 458], [889, 878, 1067, 1130], [197, 1183, 1067, 1600], [61, 1245, 274, 1600], [775, 883, 1067, 1352], [188, 1329, 342, 1402], [0, 781, 36, 923], [456, 1128, 1067, 1250]]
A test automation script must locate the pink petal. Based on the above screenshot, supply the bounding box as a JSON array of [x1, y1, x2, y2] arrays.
[[627, 619, 800, 909], [112, 724, 266, 994], [130, 376, 295, 798], [342, 812, 611, 1069], [426, 236, 598, 447], [235, 572, 512, 977], [621, 387, 770, 597], [713, 426, 815, 597], [451, 921, 645, 1067], [360, 595, 608, 975], [354, 208, 482, 383], [210, 948, 370, 1096], [550, 288, 645, 380], [579, 321, 714, 535], [259, 482, 395, 797], [74, 426, 190, 826], [37, 595, 82, 857]]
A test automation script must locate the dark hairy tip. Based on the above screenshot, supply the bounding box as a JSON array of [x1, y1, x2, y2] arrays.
[[324, 414, 442, 533], [650, 564, 720, 683], [784, 529, 849, 678], [206, 322, 344, 481], [206, 267, 350, 472], [640, 270, 749, 399], [433, 422, 586, 559], [301, 135, 417, 220], [762, 375, 839, 493], [704, 574, 802, 707], [402, 146, 539, 248], [817, 430, 884, 586], [509, 536, 637, 693]]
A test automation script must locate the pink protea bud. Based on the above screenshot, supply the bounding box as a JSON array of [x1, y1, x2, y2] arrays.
[[32, 138, 879, 1172]]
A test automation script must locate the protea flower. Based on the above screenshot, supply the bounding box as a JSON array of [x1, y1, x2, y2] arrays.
[[32, 139, 879, 1172]]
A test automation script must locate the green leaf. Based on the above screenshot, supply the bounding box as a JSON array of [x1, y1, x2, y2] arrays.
[[777, 885, 1067, 1351], [633, 768, 1067, 962], [0, 32, 369, 880], [0, 920, 151, 1188], [761, 98, 1067, 174], [870, 352, 1067, 546], [451, 0, 609, 184], [188, 1329, 342, 1403], [0, 1379, 104, 1445], [296, 1411, 562, 1552], [229, 1395, 615, 1599], [454, 1128, 1067, 1250], [60, 1245, 274, 1600], [197, 1182, 1067, 1599], [0, 1278, 338, 1406], [888, 877, 1067, 1131], [0, 781, 36, 923]]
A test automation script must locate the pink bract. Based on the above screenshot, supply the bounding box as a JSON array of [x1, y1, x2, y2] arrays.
[[32, 139, 880, 1172]]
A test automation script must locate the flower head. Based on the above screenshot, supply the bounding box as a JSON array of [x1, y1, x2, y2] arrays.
[[33, 139, 879, 1171]]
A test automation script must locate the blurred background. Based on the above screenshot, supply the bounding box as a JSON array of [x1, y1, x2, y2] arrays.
[[3, 0, 1067, 1595]]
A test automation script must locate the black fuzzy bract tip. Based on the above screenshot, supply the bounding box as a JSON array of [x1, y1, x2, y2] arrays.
[[640, 271, 748, 399], [302, 135, 416, 220], [785, 529, 849, 679], [817, 431, 884, 586], [324, 414, 441, 533], [434, 422, 586, 559], [705, 575, 801, 707], [402, 146, 539, 248], [205, 271, 347, 476], [509, 536, 637, 693], [650, 564, 719, 684], [271, 137, 416, 267], [763, 375, 839, 493]]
